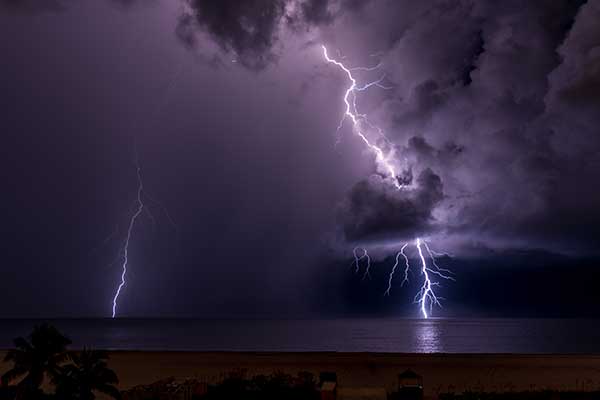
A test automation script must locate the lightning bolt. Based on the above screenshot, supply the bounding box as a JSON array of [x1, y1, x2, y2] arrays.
[[111, 146, 146, 319], [351, 247, 374, 280], [414, 238, 455, 318], [107, 63, 181, 318], [109, 145, 179, 318], [322, 45, 454, 318], [322, 46, 401, 190], [352, 247, 370, 274], [384, 243, 409, 296]]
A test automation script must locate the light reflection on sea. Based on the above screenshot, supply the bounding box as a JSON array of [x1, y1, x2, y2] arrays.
[[414, 321, 441, 353], [0, 318, 599, 353]]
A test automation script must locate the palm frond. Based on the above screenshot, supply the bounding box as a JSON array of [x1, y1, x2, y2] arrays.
[[1, 366, 28, 386], [96, 383, 122, 400], [12, 338, 32, 352]]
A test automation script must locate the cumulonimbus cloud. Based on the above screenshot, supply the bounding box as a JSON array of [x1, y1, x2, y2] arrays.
[[175, 0, 600, 254], [337, 168, 443, 243]]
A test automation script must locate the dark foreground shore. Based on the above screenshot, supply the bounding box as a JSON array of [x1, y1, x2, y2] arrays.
[[3, 351, 600, 398]]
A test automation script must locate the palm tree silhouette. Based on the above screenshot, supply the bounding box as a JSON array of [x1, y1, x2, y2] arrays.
[[54, 349, 121, 400], [1, 323, 71, 398]]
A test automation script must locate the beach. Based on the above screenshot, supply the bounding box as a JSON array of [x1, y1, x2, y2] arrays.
[[3, 351, 600, 398]]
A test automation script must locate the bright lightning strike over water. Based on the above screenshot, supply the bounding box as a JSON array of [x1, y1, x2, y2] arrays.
[[322, 45, 454, 318], [111, 148, 146, 319], [414, 238, 455, 318], [108, 63, 181, 318], [108, 148, 178, 318]]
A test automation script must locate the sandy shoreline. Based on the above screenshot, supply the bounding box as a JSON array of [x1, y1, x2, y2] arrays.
[[3, 351, 600, 397]]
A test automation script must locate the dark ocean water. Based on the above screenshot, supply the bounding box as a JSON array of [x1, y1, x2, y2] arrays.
[[0, 319, 599, 353]]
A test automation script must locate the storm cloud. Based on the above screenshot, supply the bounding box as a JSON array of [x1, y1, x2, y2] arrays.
[[172, 0, 600, 254], [338, 168, 443, 242], [176, 0, 370, 69], [2, 0, 600, 317], [323, 0, 600, 254]]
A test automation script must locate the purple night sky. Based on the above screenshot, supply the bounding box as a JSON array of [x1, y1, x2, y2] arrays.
[[1, 0, 599, 318]]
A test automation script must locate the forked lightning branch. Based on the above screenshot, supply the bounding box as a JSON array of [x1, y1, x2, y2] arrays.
[[323, 45, 454, 318]]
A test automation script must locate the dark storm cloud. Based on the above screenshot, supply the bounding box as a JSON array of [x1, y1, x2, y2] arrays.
[[174, 0, 599, 254], [458, 29, 484, 86], [338, 168, 443, 242], [2, 0, 600, 319], [546, 0, 600, 152], [177, 0, 370, 69], [296, 0, 335, 25], [177, 0, 287, 69], [291, 0, 370, 26], [326, 0, 600, 254]]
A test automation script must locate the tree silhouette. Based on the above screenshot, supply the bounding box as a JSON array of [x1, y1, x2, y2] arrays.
[[1, 323, 71, 399], [54, 349, 120, 400]]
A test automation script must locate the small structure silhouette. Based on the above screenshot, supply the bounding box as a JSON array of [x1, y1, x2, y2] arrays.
[[390, 369, 423, 400], [319, 371, 337, 400], [122, 377, 207, 400]]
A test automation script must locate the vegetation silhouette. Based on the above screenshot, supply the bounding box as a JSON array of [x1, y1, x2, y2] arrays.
[[54, 349, 121, 400], [2, 324, 599, 400], [1, 323, 71, 399], [1, 324, 120, 400], [202, 369, 319, 400]]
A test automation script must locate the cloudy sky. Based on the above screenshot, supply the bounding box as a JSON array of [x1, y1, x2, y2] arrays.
[[1, 0, 599, 318]]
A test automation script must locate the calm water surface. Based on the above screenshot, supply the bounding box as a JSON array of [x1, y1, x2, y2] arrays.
[[0, 319, 598, 353]]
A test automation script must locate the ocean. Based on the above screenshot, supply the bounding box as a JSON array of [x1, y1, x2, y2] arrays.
[[0, 318, 598, 353]]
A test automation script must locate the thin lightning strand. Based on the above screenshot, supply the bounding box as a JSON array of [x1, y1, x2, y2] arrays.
[[362, 250, 373, 281], [108, 62, 181, 318], [426, 247, 454, 259], [384, 243, 409, 296], [322, 46, 401, 190], [322, 45, 454, 318], [111, 149, 146, 319], [423, 241, 455, 276], [352, 247, 371, 276]]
